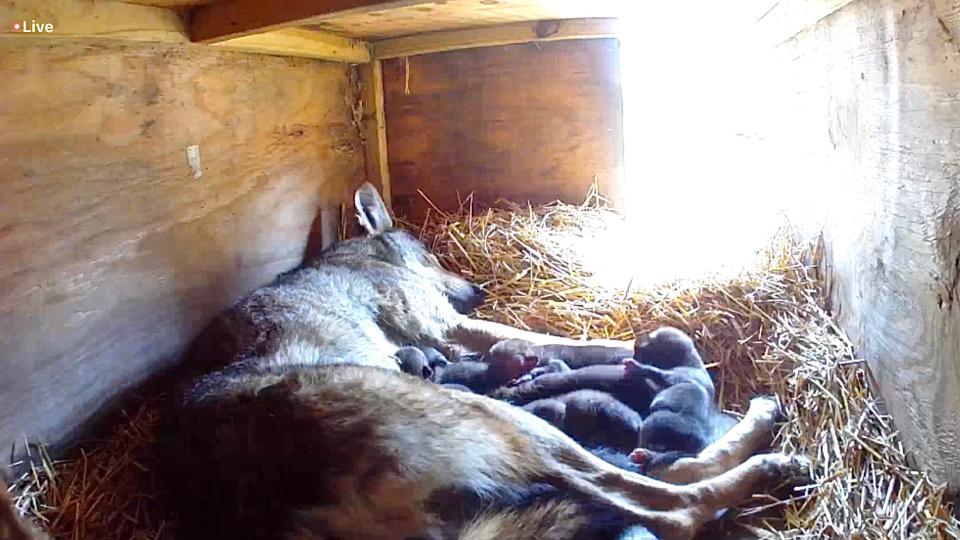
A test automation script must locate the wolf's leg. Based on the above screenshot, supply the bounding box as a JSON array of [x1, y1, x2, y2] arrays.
[[639, 397, 783, 485], [447, 318, 633, 366], [332, 372, 806, 539], [182, 366, 803, 540]]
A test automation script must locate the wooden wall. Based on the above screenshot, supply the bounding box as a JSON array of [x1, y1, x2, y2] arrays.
[[382, 39, 623, 219], [0, 39, 364, 459], [753, 0, 960, 487]]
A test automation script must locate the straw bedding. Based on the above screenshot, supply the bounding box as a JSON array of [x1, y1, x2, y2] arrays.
[[9, 192, 960, 539]]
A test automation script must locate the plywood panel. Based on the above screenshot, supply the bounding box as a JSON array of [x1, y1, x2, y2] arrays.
[[0, 39, 364, 460], [192, 0, 618, 43], [1, 0, 189, 43], [308, 0, 618, 39], [750, 0, 960, 487], [371, 18, 616, 59], [383, 39, 623, 219], [212, 28, 372, 62], [124, 1, 215, 6]]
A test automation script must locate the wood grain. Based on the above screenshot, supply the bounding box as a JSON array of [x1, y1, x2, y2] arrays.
[[0, 0, 189, 43], [753, 0, 960, 487], [123, 0, 215, 6], [191, 0, 388, 42], [212, 28, 372, 63], [382, 39, 624, 219], [306, 0, 619, 40], [360, 60, 393, 207], [371, 18, 617, 59], [0, 39, 364, 461], [191, 0, 618, 43]]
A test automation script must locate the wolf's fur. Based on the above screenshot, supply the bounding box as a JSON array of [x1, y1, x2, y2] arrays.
[[0, 483, 44, 540], [181, 183, 633, 379], [167, 362, 806, 539], [164, 183, 809, 540]]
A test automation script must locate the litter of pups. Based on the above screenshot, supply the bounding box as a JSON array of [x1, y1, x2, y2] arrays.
[[397, 325, 725, 478], [6, 191, 959, 539]]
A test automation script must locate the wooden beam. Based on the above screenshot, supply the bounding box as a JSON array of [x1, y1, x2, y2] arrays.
[[0, 0, 188, 43], [191, 0, 406, 43], [359, 60, 392, 208], [752, 0, 858, 46], [213, 28, 371, 63], [371, 18, 618, 60]]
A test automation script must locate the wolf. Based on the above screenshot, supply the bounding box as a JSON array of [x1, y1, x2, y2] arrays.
[[0, 480, 45, 540], [162, 183, 808, 539]]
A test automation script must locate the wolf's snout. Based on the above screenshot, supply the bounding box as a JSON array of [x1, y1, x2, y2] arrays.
[[448, 282, 486, 314], [471, 284, 486, 303]]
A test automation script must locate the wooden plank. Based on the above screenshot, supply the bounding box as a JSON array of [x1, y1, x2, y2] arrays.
[[383, 39, 623, 220], [0, 39, 365, 463], [372, 18, 617, 59], [124, 0, 215, 6], [307, 0, 620, 40], [191, 0, 394, 43], [213, 28, 372, 63], [0, 0, 188, 43], [190, 0, 619, 43], [749, 0, 960, 487], [750, 0, 858, 45], [360, 60, 393, 206]]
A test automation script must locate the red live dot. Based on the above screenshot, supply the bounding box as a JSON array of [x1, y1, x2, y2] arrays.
[[13, 23, 20, 30]]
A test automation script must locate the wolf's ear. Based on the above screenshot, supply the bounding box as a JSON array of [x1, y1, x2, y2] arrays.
[[354, 182, 394, 236]]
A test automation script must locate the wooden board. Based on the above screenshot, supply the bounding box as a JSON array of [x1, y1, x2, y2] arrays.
[[192, 0, 618, 43], [0, 39, 365, 461], [382, 39, 623, 219], [749, 0, 858, 45], [360, 60, 392, 207], [307, 0, 619, 40], [372, 18, 616, 59], [212, 28, 372, 62], [749, 0, 960, 487], [123, 0, 215, 6], [0, 0, 189, 43]]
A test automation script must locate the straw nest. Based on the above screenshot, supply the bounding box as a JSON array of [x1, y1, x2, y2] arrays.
[[9, 190, 960, 539]]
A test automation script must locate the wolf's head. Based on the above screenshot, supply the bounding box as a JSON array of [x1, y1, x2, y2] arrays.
[[346, 183, 485, 314]]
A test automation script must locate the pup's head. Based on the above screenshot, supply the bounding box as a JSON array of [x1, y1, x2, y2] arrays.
[[395, 347, 433, 379], [487, 340, 541, 384], [633, 326, 703, 369]]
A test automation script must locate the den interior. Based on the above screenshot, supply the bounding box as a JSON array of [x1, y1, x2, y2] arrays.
[[1, 0, 959, 538]]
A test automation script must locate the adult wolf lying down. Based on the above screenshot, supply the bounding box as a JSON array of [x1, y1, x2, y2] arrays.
[[162, 183, 808, 540]]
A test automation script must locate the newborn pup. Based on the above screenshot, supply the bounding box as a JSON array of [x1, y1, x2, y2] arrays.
[[421, 346, 451, 371], [432, 340, 539, 394], [508, 358, 572, 386], [633, 326, 706, 370], [629, 382, 722, 473], [489, 361, 660, 414], [397, 347, 473, 392], [622, 357, 714, 399], [395, 346, 433, 379], [632, 326, 715, 397], [522, 390, 642, 453]]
